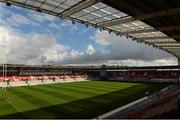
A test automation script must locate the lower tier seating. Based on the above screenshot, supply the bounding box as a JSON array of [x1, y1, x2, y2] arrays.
[[0, 74, 87, 87]]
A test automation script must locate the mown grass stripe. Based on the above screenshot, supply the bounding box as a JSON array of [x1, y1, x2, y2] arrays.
[[29, 86, 78, 102], [3, 97, 28, 118], [38, 84, 118, 106], [46, 84, 107, 96], [9, 88, 51, 107], [0, 97, 20, 117], [8, 88, 57, 118], [14, 87, 64, 103], [74, 81, 140, 87], [61, 81, 138, 91], [53, 84, 113, 93], [6, 90, 48, 113], [29, 86, 108, 111], [64, 84, 117, 91]]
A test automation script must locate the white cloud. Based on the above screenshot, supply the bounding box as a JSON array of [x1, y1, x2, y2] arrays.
[[42, 44, 68, 63], [70, 50, 81, 58], [0, 26, 69, 65], [7, 13, 31, 26], [85, 45, 96, 55], [0, 4, 56, 27], [105, 58, 177, 66], [28, 11, 56, 23], [62, 59, 177, 66], [60, 20, 73, 28], [49, 23, 60, 30], [62, 30, 177, 66], [59, 20, 91, 34], [0, 10, 39, 27], [90, 30, 176, 61], [90, 30, 110, 46]]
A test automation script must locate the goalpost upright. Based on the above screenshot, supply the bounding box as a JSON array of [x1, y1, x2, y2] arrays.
[[1, 41, 8, 97], [2, 64, 8, 97]]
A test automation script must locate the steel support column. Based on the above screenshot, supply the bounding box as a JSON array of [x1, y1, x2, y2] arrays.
[[177, 58, 180, 83]]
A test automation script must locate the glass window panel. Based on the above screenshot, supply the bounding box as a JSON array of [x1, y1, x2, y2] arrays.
[[103, 6, 121, 14], [79, 16, 92, 21], [53, 7, 64, 13], [88, 13, 101, 18], [113, 12, 126, 18], [73, 11, 88, 18], [95, 18, 107, 22], [45, 0, 60, 6], [60, 4, 69, 9], [13, 0, 26, 3], [106, 15, 117, 20], [94, 19, 105, 23], [26, 0, 42, 7], [41, 4, 55, 11], [93, 10, 109, 16], [86, 7, 97, 12], [65, 0, 78, 6], [93, 2, 107, 8]]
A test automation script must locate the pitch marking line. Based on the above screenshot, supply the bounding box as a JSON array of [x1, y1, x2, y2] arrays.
[[1, 96, 28, 118]]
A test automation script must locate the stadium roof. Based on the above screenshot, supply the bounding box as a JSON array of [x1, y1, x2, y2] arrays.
[[1, 0, 180, 58]]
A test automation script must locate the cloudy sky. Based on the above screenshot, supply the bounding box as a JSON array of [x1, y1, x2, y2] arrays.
[[0, 3, 177, 66]]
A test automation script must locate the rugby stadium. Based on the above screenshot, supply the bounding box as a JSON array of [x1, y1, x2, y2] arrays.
[[0, 0, 180, 119]]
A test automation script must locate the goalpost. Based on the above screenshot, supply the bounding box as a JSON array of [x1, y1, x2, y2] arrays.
[[1, 42, 8, 97], [2, 64, 8, 97]]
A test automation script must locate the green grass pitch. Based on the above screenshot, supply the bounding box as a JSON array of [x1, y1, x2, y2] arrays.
[[0, 81, 168, 118]]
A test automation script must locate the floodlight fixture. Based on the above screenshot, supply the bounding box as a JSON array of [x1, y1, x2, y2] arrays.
[[72, 21, 75, 25], [6, 2, 11, 6], [37, 9, 42, 12]]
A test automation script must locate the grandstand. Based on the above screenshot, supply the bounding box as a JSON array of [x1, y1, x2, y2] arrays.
[[0, 65, 179, 86], [0, 0, 180, 119], [0, 64, 179, 118], [0, 68, 87, 87]]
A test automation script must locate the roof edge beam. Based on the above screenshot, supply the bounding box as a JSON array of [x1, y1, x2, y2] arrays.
[[163, 47, 180, 49], [138, 35, 180, 40], [169, 50, 180, 52], [157, 44, 180, 47], [124, 29, 156, 34], [62, 0, 103, 18], [98, 7, 180, 27], [167, 48, 180, 50], [123, 26, 180, 34], [139, 36, 170, 40], [148, 41, 177, 44]]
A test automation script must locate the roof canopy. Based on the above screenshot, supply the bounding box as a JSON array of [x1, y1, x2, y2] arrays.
[[1, 0, 180, 57]]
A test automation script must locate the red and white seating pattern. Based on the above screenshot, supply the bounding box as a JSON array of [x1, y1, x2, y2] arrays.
[[0, 73, 88, 87], [108, 71, 178, 82]]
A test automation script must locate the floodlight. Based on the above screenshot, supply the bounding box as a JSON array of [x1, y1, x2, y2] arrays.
[[6, 2, 11, 6], [72, 21, 75, 25], [37, 9, 42, 12]]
